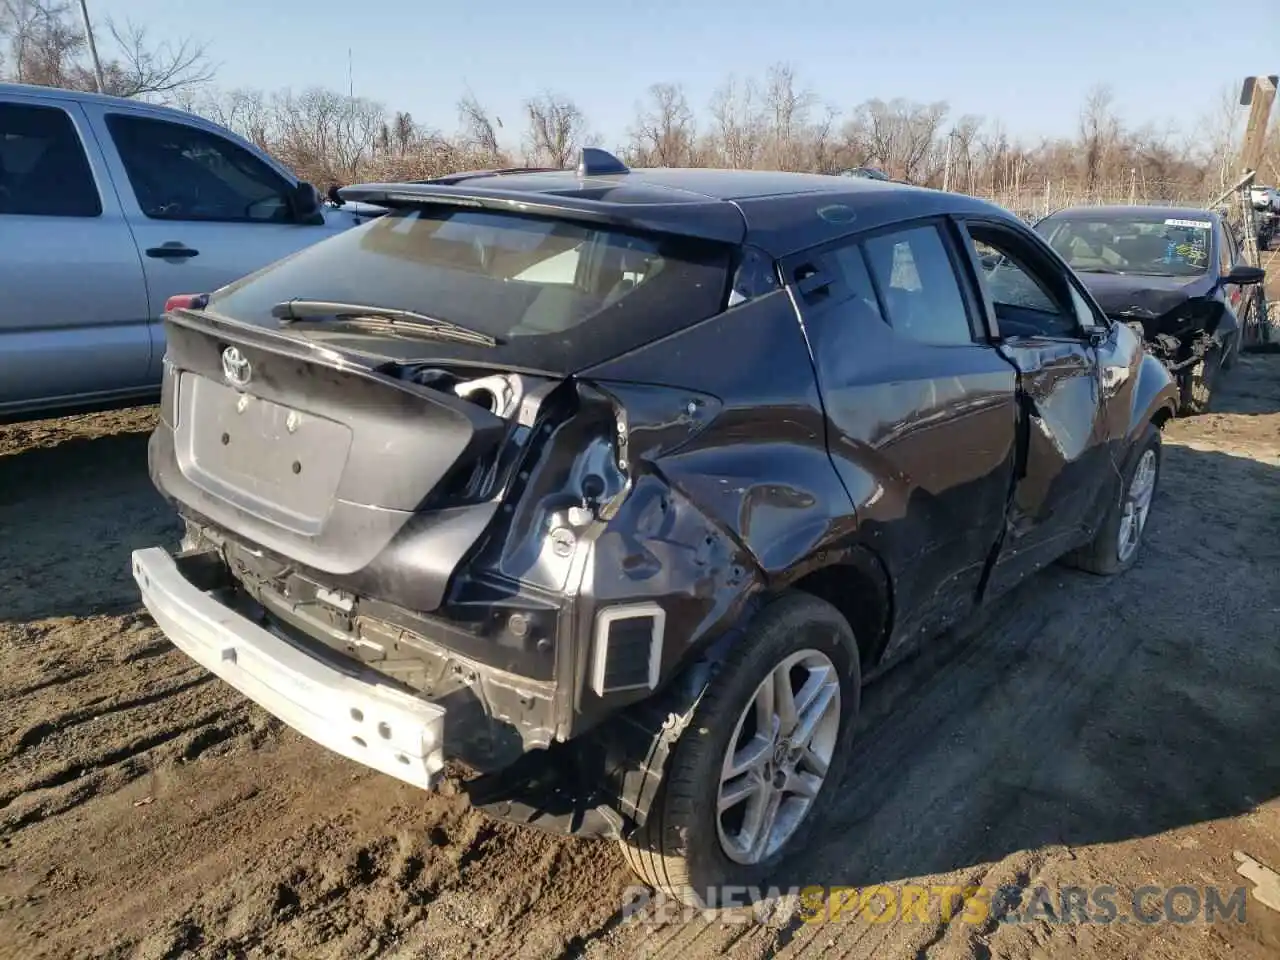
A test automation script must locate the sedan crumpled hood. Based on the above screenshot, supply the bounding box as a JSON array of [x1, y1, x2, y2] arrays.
[[1074, 271, 1211, 321]]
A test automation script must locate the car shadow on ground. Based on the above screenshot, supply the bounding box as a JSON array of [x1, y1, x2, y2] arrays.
[[0, 425, 180, 623], [750, 440, 1280, 897], [1216, 353, 1280, 415]]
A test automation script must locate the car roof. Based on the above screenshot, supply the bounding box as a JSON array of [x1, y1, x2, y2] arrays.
[[1042, 204, 1222, 224], [340, 167, 1014, 258], [0, 81, 195, 119], [1, 81, 302, 183]]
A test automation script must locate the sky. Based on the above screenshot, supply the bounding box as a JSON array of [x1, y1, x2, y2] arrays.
[[87, 0, 1277, 149]]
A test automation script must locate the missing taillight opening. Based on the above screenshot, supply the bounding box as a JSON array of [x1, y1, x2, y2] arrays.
[[459, 387, 498, 413], [454, 374, 523, 419]]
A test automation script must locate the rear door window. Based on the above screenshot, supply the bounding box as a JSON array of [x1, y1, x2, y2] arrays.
[[0, 102, 101, 217], [861, 225, 975, 345], [208, 205, 733, 373]]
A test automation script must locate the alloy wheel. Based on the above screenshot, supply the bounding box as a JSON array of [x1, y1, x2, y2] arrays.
[[1117, 448, 1157, 563], [716, 649, 842, 865]]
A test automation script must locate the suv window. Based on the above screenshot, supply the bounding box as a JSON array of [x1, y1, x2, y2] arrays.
[[208, 206, 733, 374], [106, 114, 292, 223], [966, 224, 1080, 339], [828, 244, 889, 326], [861, 225, 973, 345], [0, 102, 101, 217]]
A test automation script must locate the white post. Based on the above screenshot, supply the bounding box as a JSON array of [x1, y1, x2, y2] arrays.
[[76, 0, 106, 94], [942, 131, 954, 193]]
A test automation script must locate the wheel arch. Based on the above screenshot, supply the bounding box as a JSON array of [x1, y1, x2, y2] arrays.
[[775, 543, 894, 671], [1130, 352, 1180, 436]]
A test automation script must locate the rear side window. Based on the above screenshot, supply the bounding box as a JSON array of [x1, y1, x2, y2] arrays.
[[0, 102, 101, 217], [106, 114, 292, 223], [209, 205, 733, 373], [862, 225, 973, 345]]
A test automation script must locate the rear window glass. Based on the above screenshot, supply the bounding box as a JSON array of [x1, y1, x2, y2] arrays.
[[208, 205, 732, 373]]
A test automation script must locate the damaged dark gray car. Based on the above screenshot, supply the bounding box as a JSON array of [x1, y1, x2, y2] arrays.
[[1034, 205, 1266, 414], [133, 150, 1178, 907]]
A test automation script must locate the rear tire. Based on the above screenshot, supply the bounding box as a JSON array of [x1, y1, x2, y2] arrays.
[[618, 592, 860, 907], [1234, 290, 1265, 355], [1064, 422, 1161, 576], [1221, 329, 1239, 370]]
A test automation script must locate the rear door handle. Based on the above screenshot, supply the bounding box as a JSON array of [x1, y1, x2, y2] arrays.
[[145, 244, 199, 259]]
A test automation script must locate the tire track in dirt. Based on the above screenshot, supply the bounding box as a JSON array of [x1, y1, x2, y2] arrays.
[[4, 669, 213, 760]]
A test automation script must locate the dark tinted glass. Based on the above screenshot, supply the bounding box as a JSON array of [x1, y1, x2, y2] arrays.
[[107, 114, 291, 222], [209, 206, 732, 373], [0, 103, 101, 217]]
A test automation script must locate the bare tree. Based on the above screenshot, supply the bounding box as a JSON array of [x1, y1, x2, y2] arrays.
[[392, 111, 416, 154], [0, 2, 211, 99], [179, 86, 270, 148], [145, 61, 1238, 214], [1193, 85, 1245, 196], [760, 63, 816, 169], [1, 0, 84, 87], [845, 98, 947, 182], [268, 87, 386, 184], [708, 74, 764, 169], [627, 82, 696, 166], [1079, 85, 1121, 192], [457, 94, 502, 161], [523, 91, 586, 168], [97, 19, 211, 99]]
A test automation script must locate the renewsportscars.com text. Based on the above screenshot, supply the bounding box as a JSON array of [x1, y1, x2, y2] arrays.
[[620, 883, 1249, 927]]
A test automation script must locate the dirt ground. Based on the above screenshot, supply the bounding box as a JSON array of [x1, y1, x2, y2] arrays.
[[1, 354, 1279, 960]]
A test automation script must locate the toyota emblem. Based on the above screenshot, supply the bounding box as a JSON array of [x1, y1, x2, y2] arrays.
[[221, 346, 252, 388]]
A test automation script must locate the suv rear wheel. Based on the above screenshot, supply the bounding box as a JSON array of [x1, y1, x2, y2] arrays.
[[618, 592, 860, 907]]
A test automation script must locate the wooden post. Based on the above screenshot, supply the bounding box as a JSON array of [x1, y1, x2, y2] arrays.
[[1240, 76, 1276, 177], [1238, 76, 1277, 346]]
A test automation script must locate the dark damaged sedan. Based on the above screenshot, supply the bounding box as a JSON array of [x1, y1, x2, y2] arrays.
[[1034, 205, 1267, 414], [132, 150, 1178, 907]]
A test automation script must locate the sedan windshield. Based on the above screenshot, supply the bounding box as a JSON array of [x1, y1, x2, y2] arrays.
[[1037, 214, 1213, 278]]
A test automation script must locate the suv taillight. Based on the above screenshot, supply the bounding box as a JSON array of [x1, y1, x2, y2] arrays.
[[164, 293, 209, 312]]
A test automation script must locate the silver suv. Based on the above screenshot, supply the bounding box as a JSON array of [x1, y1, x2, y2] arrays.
[[0, 82, 378, 420], [1250, 184, 1279, 213]]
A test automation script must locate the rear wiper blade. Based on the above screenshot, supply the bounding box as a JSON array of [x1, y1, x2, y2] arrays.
[[1075, 267, 1122, 274], [271, 299, 500, 347]]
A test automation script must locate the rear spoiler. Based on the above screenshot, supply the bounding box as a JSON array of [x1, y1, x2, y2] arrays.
[[417, 167, 561, 185], [335, 181, 746, 246]]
